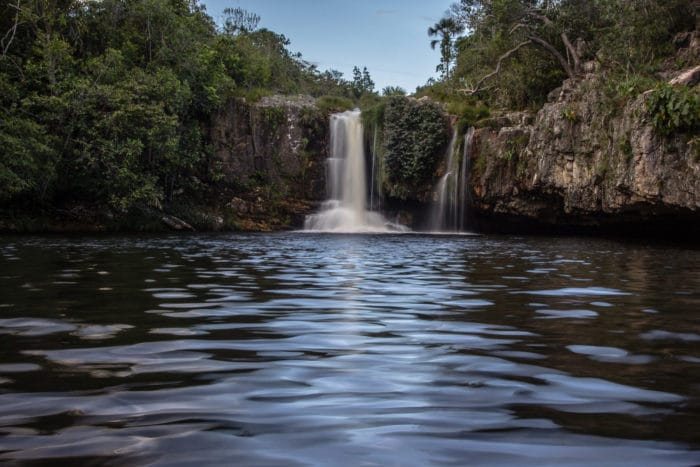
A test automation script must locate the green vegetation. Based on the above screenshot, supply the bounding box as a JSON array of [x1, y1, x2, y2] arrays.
[[646, 84, 700, 136], [316, 95, 354, 114], [382, 96, 450, 199], [446, 101, 490, 130], [419, 0, 696, 111], [0, 0, 358, 223]]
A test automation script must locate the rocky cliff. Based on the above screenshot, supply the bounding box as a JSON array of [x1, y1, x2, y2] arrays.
[[467, 57, 699, 236], [210, 95, 329, 230]]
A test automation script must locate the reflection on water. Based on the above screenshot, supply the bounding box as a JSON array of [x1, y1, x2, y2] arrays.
[[0, 233, 698, 466]]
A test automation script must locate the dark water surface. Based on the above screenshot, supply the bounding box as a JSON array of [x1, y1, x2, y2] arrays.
[[0, 233, 698, 466]]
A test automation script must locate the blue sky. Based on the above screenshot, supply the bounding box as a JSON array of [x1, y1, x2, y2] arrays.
[[200, 0, 456, 93]]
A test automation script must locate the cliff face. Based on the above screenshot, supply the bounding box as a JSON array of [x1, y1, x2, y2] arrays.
[[210, 95, 329, 229], [212, 95, 328, 201], [468, 69, 699, 235]]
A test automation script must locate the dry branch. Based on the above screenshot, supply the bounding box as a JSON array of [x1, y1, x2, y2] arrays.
[[459, 40, 531, 95]]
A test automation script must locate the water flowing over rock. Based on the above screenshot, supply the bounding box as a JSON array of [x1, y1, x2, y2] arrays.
[[429, 127, 475, 232], [304, 110, 407, 233]]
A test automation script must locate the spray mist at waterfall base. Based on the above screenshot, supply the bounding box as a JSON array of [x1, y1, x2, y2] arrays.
[[304, 110, 408, 234]]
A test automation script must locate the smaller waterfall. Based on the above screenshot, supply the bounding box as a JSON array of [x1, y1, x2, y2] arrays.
[[429, 127, 474, 232], [370, 126, 378, 212], [429, 129, 458, 231], [304, 110, 406, 233], [459, 127, 474, 230]]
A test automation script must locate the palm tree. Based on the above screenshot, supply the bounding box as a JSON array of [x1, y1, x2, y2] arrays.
[[428, 17, 464, 81]]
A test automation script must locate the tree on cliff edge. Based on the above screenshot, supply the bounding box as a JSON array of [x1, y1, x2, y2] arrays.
[[428, 17, 464, 80], [440, 0, 696, 107]]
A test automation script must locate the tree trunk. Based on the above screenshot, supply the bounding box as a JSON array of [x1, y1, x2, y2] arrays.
[[528, 35, 575, 78]]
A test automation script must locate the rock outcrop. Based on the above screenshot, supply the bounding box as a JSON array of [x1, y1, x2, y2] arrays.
[[212, 95, 328, 201], [210, 95, 330, 229], [467, 66, 699, 236]]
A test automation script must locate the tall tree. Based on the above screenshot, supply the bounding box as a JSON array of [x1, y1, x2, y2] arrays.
[[428, 16, 464, 80], [223, 7, 260, 35], [351, 65, 375, 98]]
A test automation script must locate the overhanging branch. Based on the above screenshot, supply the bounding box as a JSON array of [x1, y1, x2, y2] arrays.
[[458, 40, 531, 95], [527, 34, 575, 78]]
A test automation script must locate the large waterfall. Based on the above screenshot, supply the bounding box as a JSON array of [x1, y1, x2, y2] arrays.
[[304, 110, 404, 233], [429, 127, 474, 232]]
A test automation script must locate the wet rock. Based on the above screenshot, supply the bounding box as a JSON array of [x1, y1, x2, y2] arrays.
[[161, 214, 194, 231]]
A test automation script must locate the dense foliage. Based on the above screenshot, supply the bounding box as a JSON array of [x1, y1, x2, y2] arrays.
[[0, 0, 357, 217], [382, 96, 450, 199], [420, 0, 697, 110]]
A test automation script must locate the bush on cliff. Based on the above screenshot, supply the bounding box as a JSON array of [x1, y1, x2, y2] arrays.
[[647, 83, 700, 136], [382, 97, 450, 199]]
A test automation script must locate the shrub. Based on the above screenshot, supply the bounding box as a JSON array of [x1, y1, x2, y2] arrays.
[[382, 96, 450, 198], [446, 101, 490, 129], [646, 84, 700, 136], [316, 95, 354, 114]]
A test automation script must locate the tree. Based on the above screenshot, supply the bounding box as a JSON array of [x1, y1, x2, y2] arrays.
[[0, 0, 356, 220], [382, 85, 406, 96], [383, 96, 450, 198], [445, 0, 696, 104], [0, 0, 22, 58], [361, 66, 374, 94], [351, 65, 375, 98], [451, 0, 585, 96], [223, 7, 260, 35], [428, 16, 464, 80]]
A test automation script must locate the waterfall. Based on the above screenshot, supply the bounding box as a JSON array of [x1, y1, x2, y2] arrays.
[[304, 110, 406, 233], [370, 126, 378, 212], [429, 126, 474, 232], [459, 127, 474, 230]]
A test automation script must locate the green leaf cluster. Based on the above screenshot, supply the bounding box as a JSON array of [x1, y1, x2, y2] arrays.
[[647, 84, 700, 136]]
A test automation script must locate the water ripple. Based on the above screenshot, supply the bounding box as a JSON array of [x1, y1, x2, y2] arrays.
[[0, 233, 697, 465]]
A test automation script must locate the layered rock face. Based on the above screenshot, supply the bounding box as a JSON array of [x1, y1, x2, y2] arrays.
[[469, 71, 699, 235], [211, 95, 328, 202], [209, 95, 329, 229]]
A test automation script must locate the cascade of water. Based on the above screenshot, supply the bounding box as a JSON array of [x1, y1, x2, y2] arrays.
[[428, 126, 474, 232], [370, 126, 377, 212], [429, 128, 458, 231], [459, 127, 475, 231], [304, 110, 406, 233]]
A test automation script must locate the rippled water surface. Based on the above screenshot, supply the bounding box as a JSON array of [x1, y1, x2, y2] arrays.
[[0, 233, 699, 466]]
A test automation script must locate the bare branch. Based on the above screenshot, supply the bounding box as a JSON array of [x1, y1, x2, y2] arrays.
[[527, 34, 575, 78], [527, 10, 580, 74], [1, 0, 22, 58], [509, 23, 528, 35], [458, 40, 531, 95], [528, 11, 554, 27], [559, 32, 580, 73]]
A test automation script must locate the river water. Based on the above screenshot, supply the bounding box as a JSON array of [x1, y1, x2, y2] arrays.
[[0, 233, 698, 466]]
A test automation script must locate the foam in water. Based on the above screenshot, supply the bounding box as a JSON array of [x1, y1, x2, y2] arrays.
[[304, 110, 407, 233]]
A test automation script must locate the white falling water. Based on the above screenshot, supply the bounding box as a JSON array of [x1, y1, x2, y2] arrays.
[[304, 110, 406, 233], [429, 127, 474, 232]]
